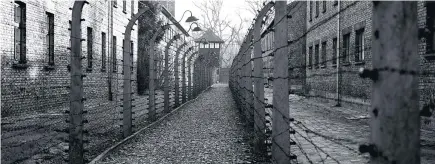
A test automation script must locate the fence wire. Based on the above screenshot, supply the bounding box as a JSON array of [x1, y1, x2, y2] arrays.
[[1, 1, 210, 163], [229, 1, 435, 164]]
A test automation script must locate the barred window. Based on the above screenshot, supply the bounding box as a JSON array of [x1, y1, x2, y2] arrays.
[[309, 1, 312, 21], [123, 0, 126, 13], [308, 46, 313, 68], [14, 1, 26, 64], [87, 27, 93, 70], [46, 12, 54, 65], [322, 1, 326, 13], [315, 44, 319, 68], [355, 29, 365, 62], [342, 34, 350, 63], [102, 32, 106, 71], [321, 41, 327, 67], [315, 1, 319, 17]]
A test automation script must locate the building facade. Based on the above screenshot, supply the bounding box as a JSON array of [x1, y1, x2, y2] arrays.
[[288, 1, 307, 94], [305, 1, 373, 104], [1, 0, 139, 117], [304, 1, 435, 106]]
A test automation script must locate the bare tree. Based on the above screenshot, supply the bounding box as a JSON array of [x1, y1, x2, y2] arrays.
[[244, 0, 269, 16], [192, 0, 249, 68]]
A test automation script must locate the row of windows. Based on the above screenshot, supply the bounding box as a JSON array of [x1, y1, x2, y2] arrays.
[[309, 0, 338, 22], [198, 43, 221, 49], [13, 1, 135, 72], [307, 28, 365, 69], [114, 0, 135, 16]]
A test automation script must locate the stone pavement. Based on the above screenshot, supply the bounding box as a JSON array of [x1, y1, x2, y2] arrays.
[[285, 94, 435, 164], [96, 84, 254, 164]]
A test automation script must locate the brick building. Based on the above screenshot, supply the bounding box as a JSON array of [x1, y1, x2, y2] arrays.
[[1, 0, 139, 116], [305, 1, 373, 104], [303, 1, 435, 106], [288, 1, 307, 94]]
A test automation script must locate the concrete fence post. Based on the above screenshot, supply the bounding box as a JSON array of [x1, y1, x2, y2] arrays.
[[69, 2, 86, 163], [164, 34, 180, 113], [122, 6, 150, 138], [175, 43, 187, 107], [244, 30, 254, 127], [272, 1, 292, 163], [148, 25, 169, 122], [253, 2, 274, 154], [187, 52, 197, 100], [361, 2, 420, 163], [182, 47, 192, 103]]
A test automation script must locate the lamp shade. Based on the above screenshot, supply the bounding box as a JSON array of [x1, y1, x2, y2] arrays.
[[185, 16, 199, 23], [192, 26, 202, 32]]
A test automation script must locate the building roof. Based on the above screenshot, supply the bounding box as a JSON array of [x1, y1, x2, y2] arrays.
[[194, 29, 224, 43]]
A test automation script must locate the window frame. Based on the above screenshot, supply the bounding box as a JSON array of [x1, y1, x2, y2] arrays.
[[342, 33, 351, 63], [315, 1, 319, 18], [87, 27, 93, 71], [113, 36, 117, 72], [322, 1, 326, 13], [46, 12, 54, 66], [14, 1, 26, 65], [101, 32, 106, 71], [321, 41, 327, 67], [309, 1, 313, 21], [314, 44, 320, 68], [123, 0, 127, 13], [308, 46, 313, 69], [355, 28, 365, 62]]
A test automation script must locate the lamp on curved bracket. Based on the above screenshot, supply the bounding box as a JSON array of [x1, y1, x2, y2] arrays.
[[187, 22, 202, 33], [178, 10, 199, 23]]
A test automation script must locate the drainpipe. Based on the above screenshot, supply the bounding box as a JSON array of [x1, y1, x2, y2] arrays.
[[108, 1, 114, 101], [335, 0, 341, 107]]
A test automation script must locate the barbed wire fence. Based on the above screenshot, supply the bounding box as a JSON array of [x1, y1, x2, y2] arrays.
[[229, 1, 428, 163], [1, 1, 212, 164]]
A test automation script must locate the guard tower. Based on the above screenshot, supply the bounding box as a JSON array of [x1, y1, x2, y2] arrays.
[[194, 29, 224, 67]]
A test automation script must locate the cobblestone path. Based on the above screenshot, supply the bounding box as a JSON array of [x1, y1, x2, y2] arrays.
[[97, 84, 254, 164], [285, 94, 435, 164]]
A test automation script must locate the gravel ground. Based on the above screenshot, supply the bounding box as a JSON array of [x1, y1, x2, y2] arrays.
[[98, 84, 255, 164]]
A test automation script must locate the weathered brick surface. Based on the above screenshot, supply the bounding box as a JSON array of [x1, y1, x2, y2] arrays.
[[305, 1, 373, 104], [303, 1, 435, 107], [0, 0, 139, 163], [288, 1, 307, 94]]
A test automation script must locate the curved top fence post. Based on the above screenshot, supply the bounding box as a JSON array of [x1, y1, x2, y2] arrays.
[[175, 42, 188, 106], [253, 1, 274, 151], [148, 25, 170, 122], [70, 2, 87, 164], [122, 6, 150, 138], [164, 34, 181, 113], [182, 46, 193, 103]]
